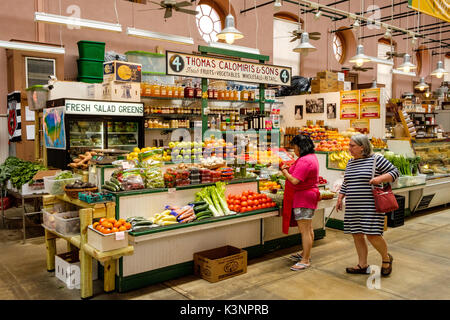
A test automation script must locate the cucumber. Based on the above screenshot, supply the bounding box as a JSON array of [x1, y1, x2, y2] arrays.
[[188, 201, 207, 206], [194, 204, 209, 213], [196, 210, 213, 218], [197, 215, 213, 221], [110, 177, 121, 186], [105, 181, 120, 191], [102, 184, 116, 192]]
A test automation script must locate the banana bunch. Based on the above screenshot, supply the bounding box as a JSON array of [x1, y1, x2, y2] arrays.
[[148, 210, 179, 226], [329, 151, 353, 170]]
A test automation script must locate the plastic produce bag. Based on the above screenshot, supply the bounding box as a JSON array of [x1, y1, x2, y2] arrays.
[[276, 76, 311, 97], [143, 167, 165, 189], [122, 169, 145, 190]]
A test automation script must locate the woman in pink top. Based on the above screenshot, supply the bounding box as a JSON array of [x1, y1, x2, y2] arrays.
[[281, 134, 320, 271]]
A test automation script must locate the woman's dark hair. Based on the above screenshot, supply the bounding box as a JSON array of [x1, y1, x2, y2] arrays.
[[291, 134, 315, 157]]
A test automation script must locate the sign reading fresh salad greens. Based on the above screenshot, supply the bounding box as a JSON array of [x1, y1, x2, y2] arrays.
[[64, 99, 144, 117]]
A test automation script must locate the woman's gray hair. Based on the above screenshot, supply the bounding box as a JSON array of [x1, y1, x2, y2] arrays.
[[351, 134, 373, 158]]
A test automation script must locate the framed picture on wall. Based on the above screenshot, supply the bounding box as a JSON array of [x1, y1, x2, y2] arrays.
[[294, 105, 303, 120], [306, 98, 324, 113], [327, 103, 336, 119]]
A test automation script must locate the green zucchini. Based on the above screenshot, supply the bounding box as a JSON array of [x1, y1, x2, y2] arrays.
[[102, 184, 116, 192], [188, 201, 207, 206], [196, 210, 213, 218], [197, 215, 213, 221], [105, 181, 120, 191], [110, 177, 121, 187], [194, 203, 209, 213], [133, 220, 153, 226]]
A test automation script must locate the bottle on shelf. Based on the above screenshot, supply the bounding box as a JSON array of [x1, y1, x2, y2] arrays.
[[254, 88, 260, 101], [151, 82, 161, 97], [225, 86, 230, 100], [233, 86, 239, 101], [241, 87, 249, 101], [208, 86, 214, 99], [178, 85, 184, 98], [249, 88, 255, 101], [185, 82, 194, 99], [218, 86, 224, 100], [213, 86, 218, 100], [194, 83, 202, 99], [167, 84, 173, 98], [160, 83, 167, 97], [173, 84, 179, 98]]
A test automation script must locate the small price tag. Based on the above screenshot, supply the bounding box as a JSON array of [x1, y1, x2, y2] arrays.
[[122, 161, 133, 170], [115, 231, 125, 241], [168, 188, 176, 194]]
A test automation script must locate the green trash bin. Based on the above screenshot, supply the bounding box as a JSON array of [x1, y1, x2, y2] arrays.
[[77, 58, 104, 78], [77, 40, 105, 60]]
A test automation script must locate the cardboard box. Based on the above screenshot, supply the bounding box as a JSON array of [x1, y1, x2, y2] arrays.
[[103, 60, 142, 83], [102, 81, 141, 102], [338, 81, 345, 91], [312, 78, 339, 93], [55, 251, 98, 289], [344, 81, 352, 91], [317, 71, 338, 82], [337, 72, 345, 82], [87, 83, 104, 100], [87, 225, 129, 252], [194, 245, 247, 283]]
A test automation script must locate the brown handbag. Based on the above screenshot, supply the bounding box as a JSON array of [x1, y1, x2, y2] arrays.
[[371, 156, 399, 213]]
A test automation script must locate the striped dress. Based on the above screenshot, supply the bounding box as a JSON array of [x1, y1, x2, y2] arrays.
[[340, 154, 400, 235]]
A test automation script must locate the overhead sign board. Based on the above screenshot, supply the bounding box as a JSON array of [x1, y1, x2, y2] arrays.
[[408, 0, 449, 22], [63, 99, 144, 117], [166, 51, 292, 86]]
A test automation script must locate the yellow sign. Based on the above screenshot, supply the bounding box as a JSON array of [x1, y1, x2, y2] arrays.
[[340, 90, 359, 119], [409, 0, 449, 22], [360, 88, 380, 119], [350, 119, 370, 134]]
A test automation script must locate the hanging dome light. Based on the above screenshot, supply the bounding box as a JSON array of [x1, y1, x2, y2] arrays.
[[349, 44, 371, 67], [293, 32, 317, 55], [430, 61, 448, 79], [217, 14, 244, 44], [396, 53, 416, 73], [274, 0, 282, 10], [352, 19, 360, 28], [415, 77, 429, 91]]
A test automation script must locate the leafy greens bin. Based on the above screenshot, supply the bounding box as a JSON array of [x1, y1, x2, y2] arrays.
[[44, 171, 82, 195]]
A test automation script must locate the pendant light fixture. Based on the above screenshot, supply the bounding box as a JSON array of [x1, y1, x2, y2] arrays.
[[395, 5, 416, 73], [415, 77, 429, 91], [430, 23, 448, 79], [349, 0, 371, 67], [217, 1, 243, 44], [293, 1, 316, 55], [312, 0, 321, 20], [424, 89, 431, 98]]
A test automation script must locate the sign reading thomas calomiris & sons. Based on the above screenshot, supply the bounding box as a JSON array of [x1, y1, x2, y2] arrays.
[[166, 51, 292, 87]]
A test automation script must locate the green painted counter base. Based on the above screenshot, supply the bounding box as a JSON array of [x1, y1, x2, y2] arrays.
[[116, 229, 326, 293]]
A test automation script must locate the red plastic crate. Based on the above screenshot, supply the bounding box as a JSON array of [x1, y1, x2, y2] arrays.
[[0, 197, 11, 210]]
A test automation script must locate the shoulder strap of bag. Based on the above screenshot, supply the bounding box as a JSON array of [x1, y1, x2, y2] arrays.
[[371, 155, 376, 190]]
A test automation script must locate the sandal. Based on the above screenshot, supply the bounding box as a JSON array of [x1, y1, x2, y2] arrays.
[[290, 262, 310, 271], [346, 264, 369, 274], [381, 253, 393, 277], [289, 253, 312, 262]]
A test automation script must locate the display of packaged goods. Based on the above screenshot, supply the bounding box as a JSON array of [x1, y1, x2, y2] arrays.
[[44, 172, 83, 195], [103, 60, 142, 83], [78, 191, 114, 203]]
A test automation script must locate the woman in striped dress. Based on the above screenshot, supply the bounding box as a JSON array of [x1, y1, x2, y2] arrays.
[[336, 134, 399, 276]]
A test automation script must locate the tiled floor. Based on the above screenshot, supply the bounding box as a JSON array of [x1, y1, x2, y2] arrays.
[[0, 206, 449, 300]]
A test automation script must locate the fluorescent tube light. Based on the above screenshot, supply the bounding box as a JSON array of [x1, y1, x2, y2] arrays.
[[208, 42, 260, 55], [35, 12, 122, 32], [0, 40, 65, 54], [392, 69, 416, 77], [127, 27, 194, 45]]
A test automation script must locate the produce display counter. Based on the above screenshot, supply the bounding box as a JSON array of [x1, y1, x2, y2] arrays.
[[42, 195, 134, 299], [108, 178, 332, 292]]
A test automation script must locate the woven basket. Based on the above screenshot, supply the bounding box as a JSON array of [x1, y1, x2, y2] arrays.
[[64, 186, 98, 199]]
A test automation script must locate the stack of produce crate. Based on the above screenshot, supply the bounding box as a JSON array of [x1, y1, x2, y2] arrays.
[[77, 40, 105, 83]]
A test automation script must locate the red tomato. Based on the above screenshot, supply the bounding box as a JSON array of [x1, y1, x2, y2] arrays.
[[252, 206, 257, 211], [229, 205, 235, 211], [235, 205, 241, 212], [247, 200, 254, 206], [262, 203, 268, 209], [271, 202, 276, 207], [241, 206, 247, 212], [257, 205, 262, 210], [254, 200, 260, 206], [248, 195, 254, 201], [241, 196, 247, 201], [242, 191, 248, 197], [234, 199, 240, 205], [241, 201, 248, 207]]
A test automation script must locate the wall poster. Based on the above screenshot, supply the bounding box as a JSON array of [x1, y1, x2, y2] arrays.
[[43, 107, 66, 149], [360, 88, 380, 119], [340, 90, 359, 119]]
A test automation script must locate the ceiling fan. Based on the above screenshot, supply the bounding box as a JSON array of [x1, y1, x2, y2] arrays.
[[141, 1, 198, 19], [352, 65, 373, 72], [290, 29, 321, 42], [386, 51, 405, 59]]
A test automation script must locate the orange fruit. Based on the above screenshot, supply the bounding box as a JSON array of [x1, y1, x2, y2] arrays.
[[93, 222, 99, 229], [113, 221, 121, 228], [111, 227, 119, 233], [118, 219, 126, 224], [124, 222, 131, 230], [96, 225, 103, 232], [101, 221, 113, 229], [107, 218, 116, 224], [99, 218, 106, 223], [118, 226, 127, 232], [103, 228, 111, 234]]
